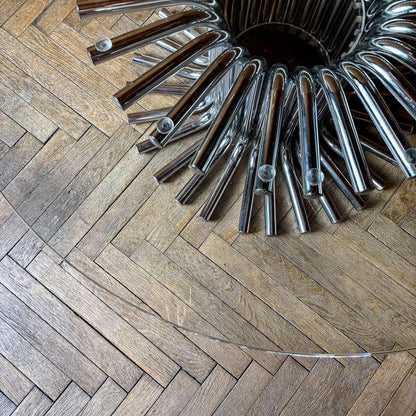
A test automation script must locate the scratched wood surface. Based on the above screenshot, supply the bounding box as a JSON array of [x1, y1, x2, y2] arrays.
[[0, 1, 416, 415]]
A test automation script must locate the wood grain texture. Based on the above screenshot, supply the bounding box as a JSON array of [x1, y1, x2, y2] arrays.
[[0, 2, 415, 415]]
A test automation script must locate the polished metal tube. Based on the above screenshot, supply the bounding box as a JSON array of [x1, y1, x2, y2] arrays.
[[114, 30, 231, 110], [359, 135, 398, 165], [320, 147, 366, 210], [295, 68, 323, 199], [356, 52, 416, 121], [264, 182, 279, 236], [153, 140, 202, 183], [255, 65, 288, 195], [339, 61, 416, 178], [77, 0, 220, 17], [148, 46, 246, 148], [87, 10, 221, 64], [320, 187, 343, 224], [128, 107, 171, 124], [281, 139, 311, 234], [190, 57, 265, 175], [317, 67, 373, 194]]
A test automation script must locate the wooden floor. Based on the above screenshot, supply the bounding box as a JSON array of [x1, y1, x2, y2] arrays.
[[1, 1, 416, 415]]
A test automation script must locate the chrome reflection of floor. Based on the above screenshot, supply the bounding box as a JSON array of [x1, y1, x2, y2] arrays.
[[77, 0, 416, 236]]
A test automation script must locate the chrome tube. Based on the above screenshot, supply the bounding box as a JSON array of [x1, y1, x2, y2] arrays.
[[281, 138, 311, 234], [359, 135, 398, 165], [356, 52, 416, 121], [255, 65, 288, 195], [295, 68, 323, 199], [264, 182, 279, 236], [77, 0, 220, 17], [317, 67, 373, 194], [153, 140, 202, 183], [148, 46, 246, 148], [113, 30, 231, 110], [87, 10, 220, 64], [320, 147, 366, 210], [128, 107, 171, 124], [339, 61, 416, 178], [190, 57, 266, 175], [320, 188, 343, 224]]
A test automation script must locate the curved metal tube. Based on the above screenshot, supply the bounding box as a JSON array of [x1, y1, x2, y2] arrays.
[[77, 0, 221, 17], [113, 30, 231, 110], [148, 46, 246, 148], [87, 10, 220, 64], [190, 57, 266, 175], [255, 64, 288, 195], [356, 51, 416, 120], [317, 67, 373, 194], [339, 61, 416, 178], [320, 188, 343, 224], [295, 68, 323, 199]]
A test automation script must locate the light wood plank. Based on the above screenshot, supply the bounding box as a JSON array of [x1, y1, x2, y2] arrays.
[[44, 383, 89, 416], [11, 387, 52, 416], [27, 251, 180, 387], [0, 133, 42, 190], [348, 353, 415, 416], [0, 256, 142, 391], [212, 361, 272, 416], [0, 111, 25, 147], [247, 358, 309, 416], [35, 0, 75, 35], [0, 355, 33, 405], [146, 371, 200, 416], [78, 379, 126, 416], [179, 366, 236, 416], [0, 214, 28, 260], [0, 284, 107, 395], [113, 375, 163, 416], [9, 231, 44, 268], [0, 318, 70, 400], [0, 393, 15, 416], [382, 178, 416, 224]]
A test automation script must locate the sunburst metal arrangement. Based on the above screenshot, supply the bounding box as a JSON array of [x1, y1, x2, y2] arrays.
[[77, 0, 416, 235]]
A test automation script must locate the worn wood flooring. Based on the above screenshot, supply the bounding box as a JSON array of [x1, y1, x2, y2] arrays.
[[0, 1, 416, 415]]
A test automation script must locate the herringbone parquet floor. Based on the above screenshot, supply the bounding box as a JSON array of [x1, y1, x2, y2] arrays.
[[0, 1, 416, 415]]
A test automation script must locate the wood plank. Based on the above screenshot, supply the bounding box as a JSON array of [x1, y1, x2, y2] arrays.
[[382, 178, 416, 224], [11, 387, 52, 416], [347, 353, 415, 416], [64, 248, 215, 384], [232, 233, 392, 355], [0, 0, 26, 25], [401, 210, 416, 238], [35, 0, 75, 35], [146, 371, 200, 416], [0, 393, 15, 416], [48, 145, 152, 256], [200, 233, 363, 357], [0, 55, 90, 139], [212, 361, 272, 416], [96, 244, 252, 378], [179, 366, 236, 416], [0, 283, 107, 396], [0, 318, 70, 400], [113, 375, 163, 416], [246, 358, 309, 416], [369, 215, 416, 266], [279, 359, 344, 416], [382, 363, 416, 416], [0, 355, 33, 405], [0, 256, 142, 391], [0, 27, 122, 136], [0, 81, 57, 143], [0, 111, 25, 147], [0, 213, 28, 260], [32, 124, 139, 240], [43, 383, 89, 416], [78, 379, 126, 416], [130, 239, 283, 368], [3, 0, 53, 37], [9, 231, 45, 268], [0, 133, 42, 190], [27, 250, 180, 387], [14, 127, 106, 225], [335, 220, 416, 294], [166, 236, 319, 369]]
